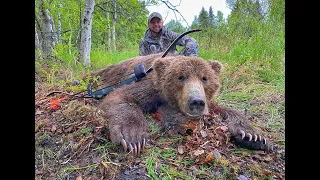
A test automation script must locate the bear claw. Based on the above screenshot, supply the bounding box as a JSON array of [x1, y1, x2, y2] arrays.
[[131, 143, 136, 156], [120, 138, 146, 157], [137, 141, 141, 157], [246, 133, 252, 141], [142, 138, 146, 150], [235, 130, 271, 151], [239, 130, 245, 139], [121, 139, 127, 151], [254, 134, 258, 142], [129, 143, 134, 153]]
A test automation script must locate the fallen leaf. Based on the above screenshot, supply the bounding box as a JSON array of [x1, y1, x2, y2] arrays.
[[238, 175, 248, 180], [263, 170, 273, 176], [273, 173, 285, 179], [252, 154, 262, 161], [231, 154, 241, 162], [207, 132, 215, 138], [150, 112, 160, 121], [139, 163, 145, 167], [78, 138, 86, 146], [213, 149, 222, 159], [51, 125, 57, 132], [218, 126, 228, 132], [242, 152, 251, 157], [193, 149, 204, 156], [178, 145, 185, 154], [35, 109, 43, 115], [183, 120, 198, 130], [42, 119, 49, 126], [200, 130, 207, 138], [157, 141, 173, 145], [168, 129, 178, 136], [263, 155, 273, 162], [35, 170, 42, 175], [178, 155, 184, 161], [64, 126, 73, 133], [199, 151, 215, 164]]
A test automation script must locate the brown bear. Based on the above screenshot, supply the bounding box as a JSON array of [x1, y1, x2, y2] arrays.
[[95, 55, 272, 157]]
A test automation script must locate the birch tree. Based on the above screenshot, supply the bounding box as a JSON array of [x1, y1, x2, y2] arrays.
[[57, 0, 62, 44], [35, 25, 41, 50], [38, 0, 58, 59], [35, 24, 41, 59], [106, 3, 111, 51], [79, 0, 95, 66], [111, 0, 117, 52]]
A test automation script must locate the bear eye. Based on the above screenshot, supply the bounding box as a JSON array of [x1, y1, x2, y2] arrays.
[[178, 75, 185, 82], [202, 77, 207, 82]]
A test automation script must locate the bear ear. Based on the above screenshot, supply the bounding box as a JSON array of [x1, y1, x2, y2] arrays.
[[208, 60, 223, 75], [152, 58, 171, 76]]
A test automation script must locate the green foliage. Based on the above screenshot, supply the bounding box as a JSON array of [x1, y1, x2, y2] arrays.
[[145, 146, 193, 179], [198, 7, 210, 29], [216, 11, 225, 26], [74, 125, 93, 137], [165, 19, 186, 33], [35, 0, 285, 100], [208, 6, 216, 28], [146, 152, 160, 180]]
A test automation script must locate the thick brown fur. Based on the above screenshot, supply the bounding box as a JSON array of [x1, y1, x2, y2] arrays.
[[96, 54, 272, 155]]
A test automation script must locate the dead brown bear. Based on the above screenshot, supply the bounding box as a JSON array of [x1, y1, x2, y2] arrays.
[[96, 55, 272, 156]]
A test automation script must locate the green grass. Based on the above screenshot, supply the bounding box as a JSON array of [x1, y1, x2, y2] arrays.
[[73, 125, 93, 137], [145, 146, 194, 180]]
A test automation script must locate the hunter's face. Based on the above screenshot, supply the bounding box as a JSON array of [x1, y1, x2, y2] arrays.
[[148, 18, 163, 33]]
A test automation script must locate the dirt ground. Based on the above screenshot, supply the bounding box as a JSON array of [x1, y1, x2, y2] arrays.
[[35, 79, 285, 180]]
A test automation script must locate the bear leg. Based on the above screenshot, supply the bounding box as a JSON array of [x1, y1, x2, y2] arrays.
[[211, 103, 273, 152], [101, 100, 149, 157]]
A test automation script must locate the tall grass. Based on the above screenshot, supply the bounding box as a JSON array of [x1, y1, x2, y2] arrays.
[[198, 19, 284, 98]]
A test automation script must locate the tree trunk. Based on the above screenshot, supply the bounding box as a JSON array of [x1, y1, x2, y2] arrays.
[[35, 25, 41, 50], [68, 20, 73, 55], [111, 0, 117, 52], [57, 0, 62, 44], [38, 0, 58, 59], [79, 0, 95, 66], [35, 24, 41, 59], [106, 4, 111, 51]]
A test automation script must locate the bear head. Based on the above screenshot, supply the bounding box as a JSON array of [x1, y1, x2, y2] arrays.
[[152, 56, 222, 118]]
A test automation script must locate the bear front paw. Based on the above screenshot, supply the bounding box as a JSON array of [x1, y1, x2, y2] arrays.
[[231, 129, 273, 153], [109, 123, 149, 157]]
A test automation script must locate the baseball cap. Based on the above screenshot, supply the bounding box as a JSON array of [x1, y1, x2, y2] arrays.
[[148, 12, 163, 23]]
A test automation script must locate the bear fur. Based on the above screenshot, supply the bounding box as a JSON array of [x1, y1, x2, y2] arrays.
[[94, 54, 272, 156]]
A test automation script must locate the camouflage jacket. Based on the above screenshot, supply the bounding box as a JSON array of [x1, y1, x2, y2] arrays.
[[139, 26, 198, 56]]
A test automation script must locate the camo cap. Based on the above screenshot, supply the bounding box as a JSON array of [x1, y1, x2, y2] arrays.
[[148, 12, 163, 23]]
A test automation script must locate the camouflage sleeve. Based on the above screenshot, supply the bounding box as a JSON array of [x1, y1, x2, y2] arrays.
[[139, 39, 148, 56], [165, 29, 198, 56]]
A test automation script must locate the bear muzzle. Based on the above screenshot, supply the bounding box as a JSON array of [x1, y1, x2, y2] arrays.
[[188, 95, 205, 112], [182, 82, 209, 118]]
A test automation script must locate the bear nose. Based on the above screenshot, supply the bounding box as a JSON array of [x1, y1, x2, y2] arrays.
[[188, 95, 205, 112]]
